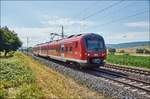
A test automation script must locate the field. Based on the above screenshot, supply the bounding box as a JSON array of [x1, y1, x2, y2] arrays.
[[0, 52, 107, 98], [0, 53, 43, 98], [106, 54, 150, 69], [116, 45, 150, 56]]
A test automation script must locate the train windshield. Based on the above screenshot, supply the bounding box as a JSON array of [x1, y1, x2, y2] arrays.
[[86, 38, 104, 51]]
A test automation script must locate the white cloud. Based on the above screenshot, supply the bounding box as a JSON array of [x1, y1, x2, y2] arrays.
[[10, 16, 96, 47], [40, 15, 95, 28], [124, 21, 149, 28], [104, 32, 149, 44], [11, 28, 149, 46], [10, 27, 53, 47], [10, 17, 149, 46]]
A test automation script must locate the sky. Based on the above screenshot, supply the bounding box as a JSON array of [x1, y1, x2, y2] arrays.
[[1, 0, 149, 47]]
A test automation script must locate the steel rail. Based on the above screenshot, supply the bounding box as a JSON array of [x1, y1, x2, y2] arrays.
[[96, 68, 150, 85], [104, 64, 150, 76], [92, 68, 150, 94], [26, 52, 150, 94]]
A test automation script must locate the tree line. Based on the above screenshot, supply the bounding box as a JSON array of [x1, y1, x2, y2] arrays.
[[0, 26, 22, 56], [108, 48, 150, 54]]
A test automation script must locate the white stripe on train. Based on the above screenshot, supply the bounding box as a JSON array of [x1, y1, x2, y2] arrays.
[[38, 53, 87, 63]]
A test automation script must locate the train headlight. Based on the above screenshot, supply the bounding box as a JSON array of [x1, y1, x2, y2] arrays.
[[94, 53, 98, 57], [101, 52, 105, 57]]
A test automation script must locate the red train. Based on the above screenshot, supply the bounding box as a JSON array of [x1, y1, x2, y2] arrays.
[[32, 33, 106, 68]]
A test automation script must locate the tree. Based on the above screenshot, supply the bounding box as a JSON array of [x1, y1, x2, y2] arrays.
[[136, 48, 144, 54], [0, 26, 22, 56], [144, 49, 150, 54], [119, 50, 125, 53], [0, 28, 7, 52], [108, 48, 116, 54]]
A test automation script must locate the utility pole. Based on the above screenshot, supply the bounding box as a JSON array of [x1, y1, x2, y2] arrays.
[[62, 25, 64, 39], [49, 25, 66, 41]]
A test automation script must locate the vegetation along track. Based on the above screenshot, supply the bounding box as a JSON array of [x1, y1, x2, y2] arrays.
[[26, 52, 150, 98], [34, 54, 150, 95], [103, 64, 150, 76], [85, 68, 150, 95], [35, 55, 150, 95]]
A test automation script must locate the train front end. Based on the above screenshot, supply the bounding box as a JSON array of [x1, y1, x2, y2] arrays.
[[81, 33, 106, 68]]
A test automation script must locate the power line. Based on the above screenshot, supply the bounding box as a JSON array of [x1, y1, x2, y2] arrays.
[[74, 1, 99, 19], [81, 0, 124, 21], [96, 1, 137, 22], [91, 10, 148, 29]]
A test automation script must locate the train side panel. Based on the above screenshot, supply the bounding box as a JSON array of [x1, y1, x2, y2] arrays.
[[33, 33, 107, 68]]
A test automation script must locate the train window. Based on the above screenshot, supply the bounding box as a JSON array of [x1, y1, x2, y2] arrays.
[[66, 47, 68, 52], [75, 42, 78, 48], [70, 47, 72, 53]]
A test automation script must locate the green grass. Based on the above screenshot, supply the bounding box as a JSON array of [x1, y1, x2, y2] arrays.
[[0, 52, 43, 98], [106, 54, 150, 69]]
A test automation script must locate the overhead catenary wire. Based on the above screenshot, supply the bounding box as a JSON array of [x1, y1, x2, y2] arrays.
[[73, 1, 99, 33], [74, 1, 99, 19], [79, 0, 124, 32], [96, 1, 137, 22], [81, 0, 124, 21], [91, 10, 148, 29]]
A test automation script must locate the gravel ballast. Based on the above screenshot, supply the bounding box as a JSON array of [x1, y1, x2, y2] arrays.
[[27, 53, 150, 99], [101, 67, 150, 83], [103, 64, 150, 83]]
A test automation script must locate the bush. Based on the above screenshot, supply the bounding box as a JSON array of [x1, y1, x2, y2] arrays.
[[144, 49, 150, 54], [136, 48, 144, 53], [108, 48, 116, 54], [124, 53, 129, 56], [136, 48, 150, 54], [119, 50, 125, 53]]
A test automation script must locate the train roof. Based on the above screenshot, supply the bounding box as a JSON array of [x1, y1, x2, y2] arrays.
[[35, 33, 103, 47]]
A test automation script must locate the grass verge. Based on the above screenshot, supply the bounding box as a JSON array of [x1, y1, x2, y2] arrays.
[[0, 52, 43, 98], [23, 53, 108, 98], [106, 54, 150, 69], [1, 52, 109, 98]]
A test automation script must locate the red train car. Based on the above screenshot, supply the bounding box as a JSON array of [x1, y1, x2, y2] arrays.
[[33, 33, 106, 68]]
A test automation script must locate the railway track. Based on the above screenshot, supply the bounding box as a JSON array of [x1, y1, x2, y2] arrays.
[[103, 64, 150, 76], [37, 55, 150, 95], [86, 68, 150, 95], [27, 52, 150, 98]]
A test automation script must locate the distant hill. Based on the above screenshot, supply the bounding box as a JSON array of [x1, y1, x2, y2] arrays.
[[106, 41, 150, 48]]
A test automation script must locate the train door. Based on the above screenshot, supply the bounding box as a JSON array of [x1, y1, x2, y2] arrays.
[[60, 44, 64, 60]]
